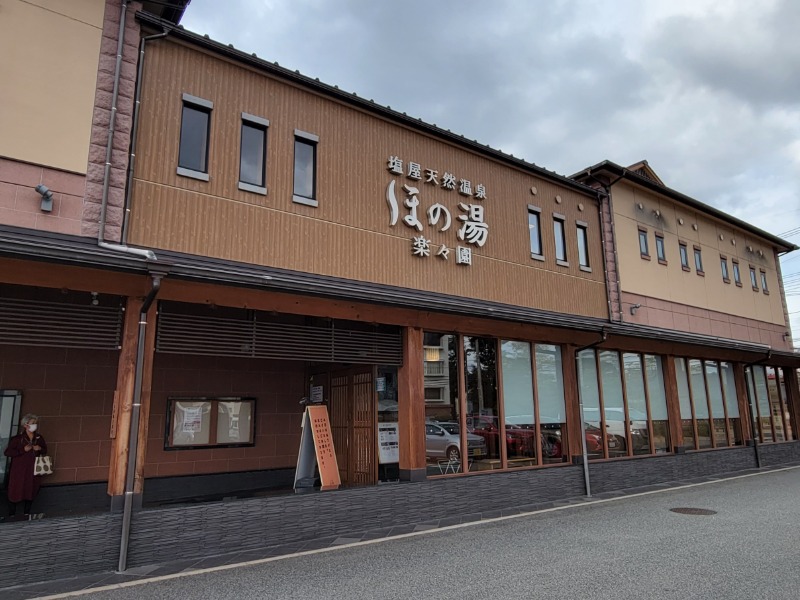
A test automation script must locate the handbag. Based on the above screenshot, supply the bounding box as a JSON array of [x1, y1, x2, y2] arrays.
[[34, 455, 54, 476]]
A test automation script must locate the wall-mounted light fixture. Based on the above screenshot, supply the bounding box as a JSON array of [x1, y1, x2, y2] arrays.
[[630, 303, 642, 316], [653, 209, 661, 219], [35, 184, 53, 212], [91, 292, 99, 306]]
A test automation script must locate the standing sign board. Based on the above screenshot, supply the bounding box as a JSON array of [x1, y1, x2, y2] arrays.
[[377, 422, 399, 464], [294, 405, 341, 492]]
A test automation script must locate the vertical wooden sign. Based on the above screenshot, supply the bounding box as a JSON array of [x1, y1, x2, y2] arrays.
[[294, 405, 341, 492]]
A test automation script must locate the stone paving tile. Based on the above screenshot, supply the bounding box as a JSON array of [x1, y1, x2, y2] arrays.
[[412, 524, 439, 532], [331, 537, 362, 545]]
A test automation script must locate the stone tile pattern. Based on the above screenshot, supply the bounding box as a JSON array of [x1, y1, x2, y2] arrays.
[[0, 344, 118, 485], [621, 291, 791, 351], [0, 157, 86, 236], [758, 442, 800, 466], [82, 0, 143, 242], [601, 195, 622, 321]]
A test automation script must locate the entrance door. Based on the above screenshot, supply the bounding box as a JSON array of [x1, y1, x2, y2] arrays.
[[326, 367, 377, 486], [0, 390, 22, 489]]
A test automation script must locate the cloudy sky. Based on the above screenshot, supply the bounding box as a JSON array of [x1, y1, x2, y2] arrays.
[[181, 0, 800, 345]]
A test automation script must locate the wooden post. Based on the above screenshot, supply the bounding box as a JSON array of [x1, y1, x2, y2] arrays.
[[133, 302, 158, 495], [107, 297, 143, 503], [662, 355, 684, 450], [561, 345, 583, 461], [733, 363, 753, 444], [398, 326, 425, 481], [783, 367, 800, 441]]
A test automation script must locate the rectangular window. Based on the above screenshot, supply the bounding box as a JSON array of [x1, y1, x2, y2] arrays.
[[732, 259, 742, 286], [553, 216, 567, 263], [760, 270, 769, 294], [238, 113, 269, 194], [679, 242, 690, 271], [528, 207, 542, 259], [655, 234, 666, 264], [638, 228, 649, 258], [293, 130, 318, 206], [177, 93, 213, 181], [576, 223, 590, 269], [694, 246, 704, 274], [166, 397, 255, 449], [720, 256, 730, 283], [750, 266, 758, 290]]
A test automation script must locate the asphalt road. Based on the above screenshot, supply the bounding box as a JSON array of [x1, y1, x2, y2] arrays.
[[45, 467, 800, 600]]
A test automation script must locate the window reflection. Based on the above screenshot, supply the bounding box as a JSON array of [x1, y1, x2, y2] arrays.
[[501, 341, 537, 468], [644, 355, 670, 453], [464, 336, 500, 472], [535, 344, 567, 464]]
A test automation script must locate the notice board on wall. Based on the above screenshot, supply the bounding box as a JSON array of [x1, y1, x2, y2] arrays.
[[294, 405, 341, 491]]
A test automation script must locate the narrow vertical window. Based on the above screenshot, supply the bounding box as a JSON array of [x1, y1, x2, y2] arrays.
[[528, 206, 542, 258], [732, 259, 742, 286], [238, 113, 268, 194], [693, 246, 704, 274], [760, 269, 769, 294], [293, 130, 319, 207], [655, 234, 666, 264], [720, 256, 730, 283], [749, 266, 758, 290], [679, 242, 690, 271], [576, 223, 590, 269], [553, 216, 567, 263], [177, 93, 213, 181], [638, 228, 649, 258]]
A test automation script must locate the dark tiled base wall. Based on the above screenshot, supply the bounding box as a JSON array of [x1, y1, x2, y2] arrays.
[[3, 443, 800, 588], [142, 468, 296, 505]]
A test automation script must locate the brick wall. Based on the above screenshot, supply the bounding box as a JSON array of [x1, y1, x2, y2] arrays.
[[0, 345, 118, 485], [144, 354, 306, 479]]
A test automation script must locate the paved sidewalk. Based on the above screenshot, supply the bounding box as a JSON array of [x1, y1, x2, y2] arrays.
[[2, 464, 796, 600]]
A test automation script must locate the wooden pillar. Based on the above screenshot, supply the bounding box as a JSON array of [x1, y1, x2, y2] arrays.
[[662, 355, 684, 450], [398, 326, 426, 481], [562, 345, 583, 461], [107, 297, 143, 502], [133, 302, 158, 495], [733, 363, 753, 443], [783, 367, 800, 441]]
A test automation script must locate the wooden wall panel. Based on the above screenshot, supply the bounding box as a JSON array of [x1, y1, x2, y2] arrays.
[[129, 39, 607, 318]]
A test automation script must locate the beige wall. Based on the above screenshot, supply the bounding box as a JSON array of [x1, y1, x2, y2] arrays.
[[0, 0, 104, 173], [613, 181, 786, 327]]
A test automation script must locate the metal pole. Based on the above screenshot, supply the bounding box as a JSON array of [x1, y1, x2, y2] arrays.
[[118, 276, 161, 572], [576, 355, 591, 497]]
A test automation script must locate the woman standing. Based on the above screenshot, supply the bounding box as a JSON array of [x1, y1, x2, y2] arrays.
[[4, 414, 47, 517]]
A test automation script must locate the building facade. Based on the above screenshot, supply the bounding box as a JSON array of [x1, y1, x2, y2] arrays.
[[0, 2, 799, 587]]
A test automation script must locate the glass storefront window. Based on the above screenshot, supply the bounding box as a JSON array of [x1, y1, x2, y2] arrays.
[[599, 350, 627, 458], [464, 336, 500, 472], [501, 340, 537, 468], [688, 359, 712, 448], [704, 362, 728, 446], [644, 355, 670, 453], [536, 344, 567, 464], [623, 353, 650, 456], [720, 362, 742, 445], [423, 333, 464, 475], [577, 349, 603, 459], [752, 366, 774, 443], [675, 358, 695, 449], [766, 367, 785, 442]]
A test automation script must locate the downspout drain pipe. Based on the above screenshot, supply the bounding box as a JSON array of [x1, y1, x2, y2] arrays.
[[117, 274, 162, 573], [97, 0, 157, 262]]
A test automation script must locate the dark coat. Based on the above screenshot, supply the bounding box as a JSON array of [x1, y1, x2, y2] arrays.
[[4, 432, 47, 503]]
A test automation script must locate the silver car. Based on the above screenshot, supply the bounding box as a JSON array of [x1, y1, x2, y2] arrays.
[[425, 422, 487, 462]]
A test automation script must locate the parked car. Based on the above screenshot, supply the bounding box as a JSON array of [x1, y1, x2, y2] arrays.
[[425, 422, 487, 462]]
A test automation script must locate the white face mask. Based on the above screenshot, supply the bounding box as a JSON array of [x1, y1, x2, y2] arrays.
[[27, 424, 38, 432]]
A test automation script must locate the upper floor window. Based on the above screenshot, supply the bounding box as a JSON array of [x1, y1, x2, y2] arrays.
[[177, 93, 212, 181], [693, 246, 704, 275], [749, 266, 758, 290], [732, 260, 742, 286], [655, 233, 666, 264], [576, 222, 590, 270], [553, 215, 567, 264], [638, 228, 649, 258], [293, 130, 318, 207], [679, 242, 690, 271], [720, 256, 730, 283], [528, 206, 543, 259], [238, 113, 269, 194], [760, 269, 769, 294]]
